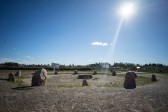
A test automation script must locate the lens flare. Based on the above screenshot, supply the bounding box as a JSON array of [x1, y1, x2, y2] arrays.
[[120, 3, 134, 18]]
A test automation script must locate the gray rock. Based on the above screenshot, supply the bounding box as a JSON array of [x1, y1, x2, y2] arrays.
[[15, 70, 21, 76], [78, 75, 92, 79], [31, 68, 47, 86], [112, 71, 116, 76], [74, 70, 78, 75], [8, 73, 15, 82], [93, 70, 97, 75], [54, 70, 58, 75], [151, 75, 157, 81], [82, 79, 88, 86], [124, 72, 136, 89]]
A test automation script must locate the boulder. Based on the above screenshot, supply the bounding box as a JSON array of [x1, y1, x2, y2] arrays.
[[92, 70, 97, 75], [151, 75, 157, 81], [78, 75, 92, 79], [112, 71, 116, 76], [74, 70, 78, 75], [15, 70, 21, 76], [124, 72, 136, 89], [31, 68, 47, 86], [8, 73, 15, 82], [54, 70, 58, 75], [82, 79, 88, 86]]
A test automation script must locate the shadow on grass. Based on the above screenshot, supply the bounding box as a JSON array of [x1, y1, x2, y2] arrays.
[[0, 78, 33, 90], [0, 78, 8, 81], [12, 86, 33, 90]]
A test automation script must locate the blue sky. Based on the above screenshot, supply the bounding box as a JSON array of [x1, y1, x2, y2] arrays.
[[0, 0, 168, 65]]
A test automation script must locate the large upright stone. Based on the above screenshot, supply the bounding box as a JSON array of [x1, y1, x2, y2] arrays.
[[15, 70, 21, 76], [74, 70, 78, 75], [78, 75, 92, 79], [151, 75, 156, 81], [8, 73, 15, 82], [54, 70, 58, 75], [112, 71, 116, 76], [92, 70, 97, 75], [82, 79, 88, 86], [31, 68, 47, 86], [124, 72, 136, 89]]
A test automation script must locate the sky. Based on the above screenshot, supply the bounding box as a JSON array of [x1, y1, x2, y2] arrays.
[[0, 0, 168, 65]]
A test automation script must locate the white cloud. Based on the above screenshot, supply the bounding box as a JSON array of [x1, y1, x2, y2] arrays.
[[0, 57, 15, 63], [91, 42, 108, 46], [88, 60, 93, 62], [0, 57, 37, 64], [99, 58, 102, 60], [102, 43, 108, 46], [25, 56, 34, 60]]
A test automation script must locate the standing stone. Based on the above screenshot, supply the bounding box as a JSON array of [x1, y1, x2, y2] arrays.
[[82, 79, 88, 86], [74, 70, 78, 75], [15, 70, 21, 76], [134, 73, 137, 78], [124, 72, 136, 89], [112, 71, 116, 76], [54, 70, 58, 75], [8, 73, 15, 82], [78, 75, 92, 79], [151, 75, 156, 81], [31, 68, 47, 86], [93, 70, 97, 75]]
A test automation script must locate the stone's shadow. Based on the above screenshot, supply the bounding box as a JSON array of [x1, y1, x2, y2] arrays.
[[0, 78, 8, 81], [12, 86, 33, 90], [124, 85, 136, 89]]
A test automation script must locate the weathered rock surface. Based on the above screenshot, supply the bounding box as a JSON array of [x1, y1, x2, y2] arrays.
[[78, 75, 92, 79], [151, 75, 157, 81], [15, 70, 21, 76], [74, 70, 78, 75], [82, 79, 88, 86], [54, 70, 58, 75], [112, 71, 116, 76], [8, 73, 15, 82], [93, 70, 97, 75], [31, 68, 47, 86], [124, 72, 136, 89]]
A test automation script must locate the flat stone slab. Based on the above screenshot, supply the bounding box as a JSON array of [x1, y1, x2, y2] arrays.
[[78, 74, 93, 79]]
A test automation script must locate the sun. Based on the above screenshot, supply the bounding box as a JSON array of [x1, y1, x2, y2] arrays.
[[120, 3, 134, 18]]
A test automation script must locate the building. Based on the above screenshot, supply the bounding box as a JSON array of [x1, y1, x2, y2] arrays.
[[51, 63, 60, 69]]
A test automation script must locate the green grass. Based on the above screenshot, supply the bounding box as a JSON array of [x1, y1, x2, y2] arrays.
[[8, 79, 29, 86], [98, 83, 123, 88], [98, 75, 156, 88], [92, 77, 99, 80], [136, 76, 156, 86], [5, 75, 30, 86], [47, 84, 82, 88]]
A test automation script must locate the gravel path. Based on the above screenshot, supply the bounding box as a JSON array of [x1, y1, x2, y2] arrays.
[[0, 74, 168, 112]]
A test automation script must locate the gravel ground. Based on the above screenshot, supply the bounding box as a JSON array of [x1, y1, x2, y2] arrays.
[[0, 74, 168, 112]]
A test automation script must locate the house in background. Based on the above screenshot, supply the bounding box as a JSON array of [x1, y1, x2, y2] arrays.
[[51, 63, 60, 69]]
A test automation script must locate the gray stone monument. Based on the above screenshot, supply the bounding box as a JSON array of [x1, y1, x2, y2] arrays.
[[112, 71, 116, 76], [15, 70, 21, 76], [151, 75, 156, 81], [124, 72, 136, 89], [32, 68, 48, 86], [93, 70, 97, 75], [74, 70, 78, 75], [8, 73, 15, 82], [54, 70, 58, 75], [82, 79, 88, 86]]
